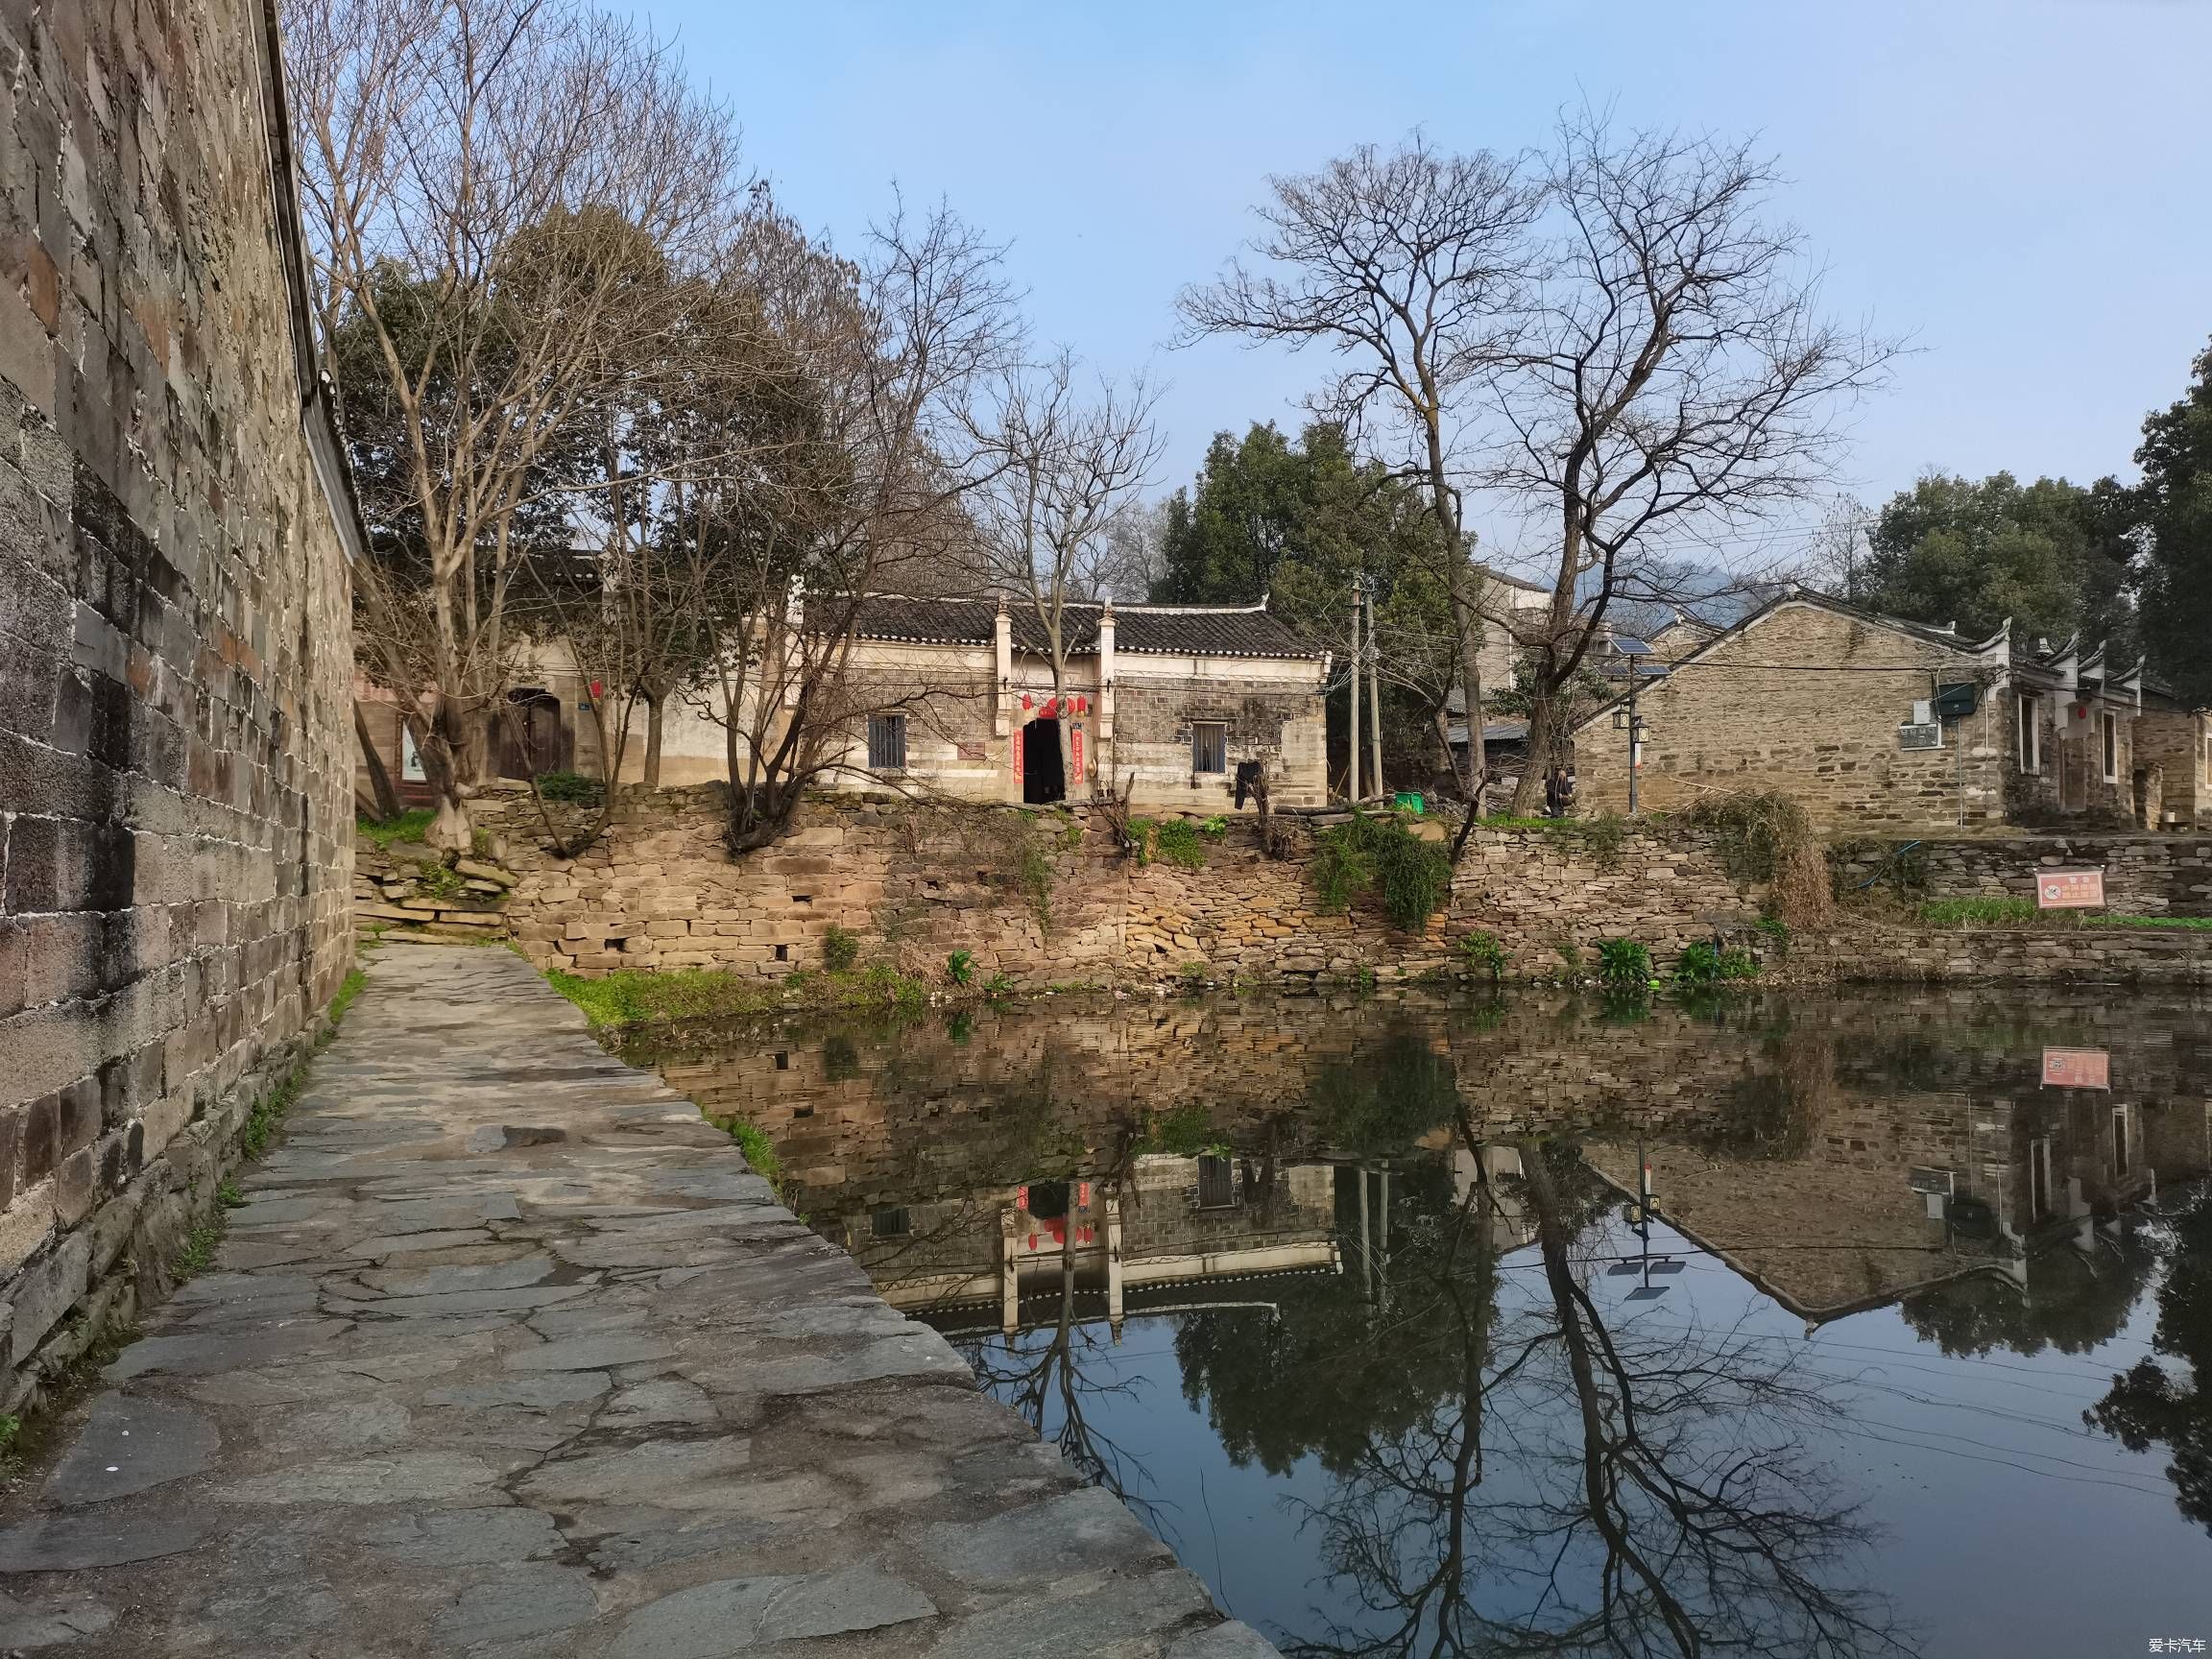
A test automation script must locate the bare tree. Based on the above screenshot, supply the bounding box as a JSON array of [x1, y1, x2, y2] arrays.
[[1487, 114, 1900, 811], [284, 0, 743, 847], [684, 197, 1017, 854], [969, 355, 1164, 801], [1178, 136, 1544, 820]]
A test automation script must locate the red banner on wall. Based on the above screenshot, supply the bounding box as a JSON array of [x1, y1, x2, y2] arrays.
[[1071, 723, 1084, 779], [1012, 724, 1023, 787]]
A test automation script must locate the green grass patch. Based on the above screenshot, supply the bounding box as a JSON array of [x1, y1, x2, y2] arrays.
[[356, 807, 435, 850], [327, 967, 367, 1024], [1915, 897, 2212, 932], [547, 961, 933, 1031], [173, 1216, 225, 1278]]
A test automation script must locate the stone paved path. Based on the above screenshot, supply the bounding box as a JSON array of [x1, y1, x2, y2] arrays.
[[0, 942, 1276, 1658]]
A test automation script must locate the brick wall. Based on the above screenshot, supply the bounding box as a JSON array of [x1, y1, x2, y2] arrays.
[[0, 2, 354, 1408], [2135, 703, 2211, 829]]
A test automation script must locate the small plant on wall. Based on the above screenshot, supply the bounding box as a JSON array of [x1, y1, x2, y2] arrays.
[[946, 949, 975, 987], [1457, 930, 1508, 980], [822, 925, 860, 973], [1597, 938, 1653, 985], [1310, 811, 1452, 932]]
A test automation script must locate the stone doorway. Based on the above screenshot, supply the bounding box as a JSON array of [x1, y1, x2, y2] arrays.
[[1022, 718, 1066, 804]]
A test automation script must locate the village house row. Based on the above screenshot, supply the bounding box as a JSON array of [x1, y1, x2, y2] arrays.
[[358, 583, 2210, 832]]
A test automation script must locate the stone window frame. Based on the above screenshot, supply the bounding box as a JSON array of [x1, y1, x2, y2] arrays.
[[1190, 721, 1228, 776], [2016, 690, 2041, 775], [2102, 709, 2118, 782], [866, 711, 908, 772]]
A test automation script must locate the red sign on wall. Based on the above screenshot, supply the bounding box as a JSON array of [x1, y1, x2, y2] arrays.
[[2036, 869, 2105, 909], [2042, 1048, 2111, 1090], [1071, 723, 1084, 778]]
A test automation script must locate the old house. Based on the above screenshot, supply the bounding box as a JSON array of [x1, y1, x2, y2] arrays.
[[361, 592, 1330, 812], [1572, 589, 2156, 830], [2135, 679, 2212, 829]]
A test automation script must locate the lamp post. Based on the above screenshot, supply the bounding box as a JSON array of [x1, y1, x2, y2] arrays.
[[1612, 645, 1649, 816]]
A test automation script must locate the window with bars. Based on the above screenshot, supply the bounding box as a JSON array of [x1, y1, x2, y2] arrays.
[[2016, 692, 2040, 775], [2103, 710, 2118, 781], [1190, 722, 1228, 775], [870, 1207, 911, 1238], [1195, 1154, 1238, 1209], [867, 712, 907, 771]]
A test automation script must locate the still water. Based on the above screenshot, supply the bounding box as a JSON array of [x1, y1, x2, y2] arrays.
[[619, 987, 2212, 1657]]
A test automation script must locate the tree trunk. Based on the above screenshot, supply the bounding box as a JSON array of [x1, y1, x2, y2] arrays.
[[643, 690, 664, 791], [354, 699, 403, 822], [1511, 683, 1559, 816], [1448, 566, 1488, 809]]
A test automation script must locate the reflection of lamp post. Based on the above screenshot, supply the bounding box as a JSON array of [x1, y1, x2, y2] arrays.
[[1610, 1129, 1684, 1300]]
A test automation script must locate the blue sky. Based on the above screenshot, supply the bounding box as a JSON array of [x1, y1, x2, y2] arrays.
[[637, 0, 2212, 565]]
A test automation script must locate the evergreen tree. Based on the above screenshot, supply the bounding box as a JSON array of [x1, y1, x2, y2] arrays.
[[2136, 340, 2212, 706]]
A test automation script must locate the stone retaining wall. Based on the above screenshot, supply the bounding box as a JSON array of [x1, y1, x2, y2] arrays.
[[1813, 926, 2212, 988], [477, 788, 1767, 988], [0, 5, 357, 1408], [1831, 834, 2212, 916]]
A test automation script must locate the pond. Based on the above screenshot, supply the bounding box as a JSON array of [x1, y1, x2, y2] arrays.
[[616, 986, 2212, 1657]]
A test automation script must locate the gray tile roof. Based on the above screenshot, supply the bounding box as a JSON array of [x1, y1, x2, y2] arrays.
[[817, 593, 1323, 661]]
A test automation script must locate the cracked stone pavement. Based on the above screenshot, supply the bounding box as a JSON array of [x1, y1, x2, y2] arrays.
[[0, 943, 1276, 1658]]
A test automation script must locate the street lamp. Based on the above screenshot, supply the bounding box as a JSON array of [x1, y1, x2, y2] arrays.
[[1609, 637, 1653, 816]]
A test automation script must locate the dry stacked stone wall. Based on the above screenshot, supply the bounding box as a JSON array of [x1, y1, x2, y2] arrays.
[[1831, 834, 2212, 917], [0, 4, 354, 1408], [484, 787, 1767, 987]]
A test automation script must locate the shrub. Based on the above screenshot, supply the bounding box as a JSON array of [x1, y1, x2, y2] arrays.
[[822, 925, 860, 973], [535, 770, 605, 805], [1677, 789, 1833, 929], [1754, 913, 1792, 954], [1310, 811, 1452, 932], [1673, 940, 1758, 984], [1197, 815, 1230, 838], [1458, 930, 1507, 979], [1153, 818, 1209, 869], [1551, 934, 1581, 974], [981, 972, 1017, 998], [947, 949, 975, 987], [416, 860, 467, 902], [1598, 938, 1653, 985], [1719, 946, 1760, 979]]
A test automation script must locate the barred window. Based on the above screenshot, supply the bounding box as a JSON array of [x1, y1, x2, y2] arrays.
[[870, 1207, 910, 1238], [867, 712, 907, 770], [1190, 722, 1227, 775]]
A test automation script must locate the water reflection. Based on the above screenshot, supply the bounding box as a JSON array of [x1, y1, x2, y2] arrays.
[[619, 988, 2212, 1655]]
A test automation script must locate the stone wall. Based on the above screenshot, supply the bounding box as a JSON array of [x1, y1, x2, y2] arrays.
[[1810, 926, 2212, 988], [487, 787, 1765, 987], [1831, 834, 2212, 916], [2135, 701, 2211, 830], [1573, 600, 2012, 828], [0, 3, 355, 1408]]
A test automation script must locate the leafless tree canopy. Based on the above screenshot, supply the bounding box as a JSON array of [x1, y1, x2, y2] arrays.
[[1179, 135, 1543, 814], [967, 354, 1164, 798], [284, 0, 743, 846], [1182, 115, 1899, 817]]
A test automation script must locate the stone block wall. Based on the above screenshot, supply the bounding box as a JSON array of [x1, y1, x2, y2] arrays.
[[1831, 835, 2212, 917], [1573, 600, 2012, 827], [490, 787, 1765, 988], [0, 3, 354, 1407]]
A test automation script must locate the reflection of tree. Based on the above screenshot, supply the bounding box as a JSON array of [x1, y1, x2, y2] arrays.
[[2087, 1192, 2212, 1532], [1254, 1140, 1909, 1658], [1900, 1228, 2157, 1359], [1311, 1034, 1462, 1156]]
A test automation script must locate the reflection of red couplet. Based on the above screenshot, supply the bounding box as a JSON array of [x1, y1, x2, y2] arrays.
[[2042, 1048, 2111, 1090]]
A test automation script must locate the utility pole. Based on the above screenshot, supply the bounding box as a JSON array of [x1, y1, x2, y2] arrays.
[[1347, 578, 1362, 804], [1365, 578, 1384, 804], [1614, 646, 1648, 816]]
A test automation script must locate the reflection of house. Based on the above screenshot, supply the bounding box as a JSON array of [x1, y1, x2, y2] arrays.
[[1573, 589, 2157, 830], [356, 593, 1330, 812], [840, 1154, 1339, 1335], [1590, 1084, 2207, 1324]]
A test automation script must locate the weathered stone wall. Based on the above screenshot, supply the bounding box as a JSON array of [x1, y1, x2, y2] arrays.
[[1810, 926, 2212, 988], [488, 787, 1765, 987], [2135, 702, 2211, 830], [1573, 601, 2010, 827], [1831, 834, 2212, 916], [0, 3, 354, 1408]]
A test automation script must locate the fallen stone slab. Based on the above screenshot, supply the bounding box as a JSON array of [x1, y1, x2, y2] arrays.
[[0, 1509, 213, 1573]]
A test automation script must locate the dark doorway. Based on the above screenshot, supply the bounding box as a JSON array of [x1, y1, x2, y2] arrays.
[[1022, 717, 1065, 804], [497, 688, 568, 781]]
